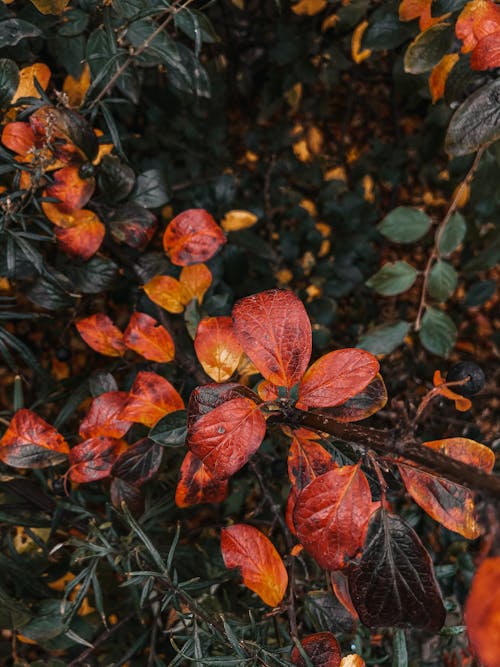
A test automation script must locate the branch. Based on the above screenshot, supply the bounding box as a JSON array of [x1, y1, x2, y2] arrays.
[[283, 407, 500, 500]]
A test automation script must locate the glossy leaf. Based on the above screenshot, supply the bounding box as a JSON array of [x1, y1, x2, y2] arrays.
[[465, 557, 500, 667], [76, 314, 126, 357], [0, 409, 69, 468], [348, 509, 446, 631], [69, 437, 126, 483], [79, 391, 132, 440], [187, 382, 260, 429], [175, 451, 229, 507], [232, 289, 312, 389], [194, 316, 243, 382], [163, 208, 227, 265], [221, 523, 288, 606], [287, 427, 336, 491], [45, 166, 95, 213], [291, 632, 341, 667], [294, 464, 372, 570], [120, 371, 184, 427], [298, 349, 379, 409], [123, 312, 175, 363], [187, 397, 266, 479], [110, 438, 163, 487], [149, 410, 187, 447]]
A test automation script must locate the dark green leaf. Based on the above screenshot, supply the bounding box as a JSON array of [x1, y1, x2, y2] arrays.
[[366, 261, 418, 296], [0, 58, 19, 109], [132, 169, 169, 208], [0, 583, 31, 629], [427, 260, 458, 301], [65, 256, 118, 294], [98, 154, 135, 202], [174, 8, 218, 53], [149, 409, 187, 447], [26, 277, 77, 311], [0, 19, 41, 48], [464, 280, 496, 307], [363, 4, 414, 50], [111, 438, 163, 486], [57, 8, 89, 37], [378, 207, 432, 243], [419, 307, 457, 356], [404, 23, 453, 75], [438, 212, 466, 256], [109, 203, 158, 250], [358, 321, 410, 355]]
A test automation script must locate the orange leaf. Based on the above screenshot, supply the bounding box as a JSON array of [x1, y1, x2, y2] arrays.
[[175, 451, 229, 507], [221, 523, 288, 606], [123, 312, 175, 363], [63, 63, 91, 108], [194, 316, 243, 382], [187, 397, 266, 479], [232, 289, 312, 389], [291, 0, 327, 15], [297, 349, 379, 408], [1, 122, 36, 156], [291, 632, 341, 667], [220, 209, 258, 232], [432, 370, 472, 411], [54, 210, 105, 260], [76, 314, 125, 357], [287, 428, 336, 491], [399, 0, 445, 30], [324, 373, 387, 422], [294, 464, 372, 570], [79, 391, 132, 440], [455, 0, 500, 53], [29, 105, 98, 163], [143, 264, 212, 314], [69, 436, 127, 483], [163, 208, 227, 266], [46, 166, 95, 213], [119, 371, 184, 427], [11, 63, 51, 104], [470, 30, 500, 69], [179, 263, 213, 303], [351, 21, 371, 64], [0, 409, 69, 468], [340, 655, 365, 667], [257, 379, 279, 401], [286, 487, 299, 536], [429, 53, 459, 103], [330, 571, 358, 619], [465, 557, 500, 667], [398, 438, 494, 538]]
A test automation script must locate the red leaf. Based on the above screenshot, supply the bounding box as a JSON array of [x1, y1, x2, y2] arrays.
[[330, 571, 358, 620], [123, 312, 175, 363], [79, 391, 132, 440], [297, 349, 379, 409], [290, 632, 341, 667], [53, 210, 105, 260], [45, 166, 95, 212], [188, 383, 260, 432], [76, 313, 125, 357], [294, 464, 372, 570], [194, 316, 243, 382], [175, 451, 229, 507], [322, 374, 387, 422], [0, 409, 69, 468], [232, 289, 312, 389], [399, 0, 446, 31], [120, 371, 184, 427], [287, 427, 336, 491], [465, 557, 500, 667], [221, 523, 288, 606], [1, 122, 36, 156], [69, 436, 127, 483], [286, 486, 299, 536], [187, 397, 266, 479], [471, 31, 500, 69], [163, 208, 227, 265], [455, 0, 500, 54]]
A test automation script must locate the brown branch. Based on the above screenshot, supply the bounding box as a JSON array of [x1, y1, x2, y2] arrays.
[[283, 407, 500, 499]]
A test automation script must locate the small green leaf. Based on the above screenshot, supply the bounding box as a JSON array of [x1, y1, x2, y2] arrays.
[[445, 78, 500, 157], [149, 410, 187, 447], [366, 261, 418, 296], [438, 212, 466, 256], [404, 23, 453, 75], [358, 321, 410, 355], [427, 260, 458, 301], [378, 207, 432, 243], [0, 58, 19, 110], [419, 307, 457, 356]]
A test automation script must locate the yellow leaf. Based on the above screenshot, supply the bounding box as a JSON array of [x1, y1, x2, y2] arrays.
[[221, 209, 258, 232], [429, 53, 459, 103], [293, 138, 312, 162], [351, 21, 372, 64], [299, 199, 318, 216], [29, 0, 70, 14], [284, 82, 302, 112], [291, 0, 327, 16], [322, 13, 340, 31], [362, 174, 375, 203], [11, 63, 51, 104], [63, 63, 91, 108], [453, 181, 470, 208], [307, 125, 324, 155], [324, 165, 347, 182]]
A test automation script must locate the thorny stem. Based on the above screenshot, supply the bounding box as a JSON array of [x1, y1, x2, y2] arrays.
[[415, 145, 486, 331], [284, 406, 500, 500]]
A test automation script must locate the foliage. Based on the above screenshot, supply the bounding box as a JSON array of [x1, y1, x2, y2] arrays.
[[0, 0, 499, 666]]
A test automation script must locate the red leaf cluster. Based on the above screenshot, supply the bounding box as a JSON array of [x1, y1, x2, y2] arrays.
[[455, 0, 500, 70]]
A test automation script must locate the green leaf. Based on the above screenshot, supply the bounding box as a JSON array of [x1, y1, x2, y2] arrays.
[[174, 8, 218, 53], [358, 321, 410, 355], [366, 261, 418, 296], [445, 78, 500, 157], [464, 280, 496, 307], [0, 58, 19, 110], [392, 629, 408, 667], [363, 3, 414, 50], [0, 19, 41, 48], [419, 307, 457, 356], [427, 260, 458, 301], [378, 207, 432, 243], [132, 169, 169, 208], [438, 212, 466, 256], [26, 277, 77, 310], [98, 155, 136, 203], [404, 23, 453, 75], [64, 256, 118, 294], [149, 410, 187, 447], [57, 8, 88, 37]]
